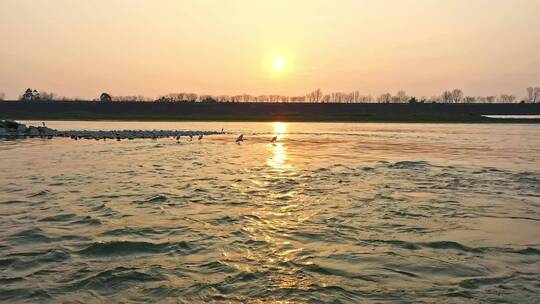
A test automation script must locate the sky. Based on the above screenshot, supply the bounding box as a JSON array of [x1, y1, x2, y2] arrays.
[[1, 0, 539, 100]]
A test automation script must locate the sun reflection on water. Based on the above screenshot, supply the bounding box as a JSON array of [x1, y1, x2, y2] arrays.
[[267, 122, 292, 170], [273, 122, 287, 136]]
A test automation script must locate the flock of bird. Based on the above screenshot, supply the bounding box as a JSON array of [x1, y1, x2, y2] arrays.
[[2, 122, 286, 143], [66, 132, 278, 144], [27, 122, 281, 144]]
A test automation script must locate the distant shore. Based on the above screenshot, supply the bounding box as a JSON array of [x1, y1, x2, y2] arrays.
[[1, 101, 539, 123]]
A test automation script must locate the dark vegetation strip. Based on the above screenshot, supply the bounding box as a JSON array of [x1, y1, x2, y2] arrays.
[[1, 102, 539, 123]]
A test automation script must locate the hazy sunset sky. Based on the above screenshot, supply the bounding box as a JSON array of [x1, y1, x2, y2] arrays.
[[1, 0, 539, 99]]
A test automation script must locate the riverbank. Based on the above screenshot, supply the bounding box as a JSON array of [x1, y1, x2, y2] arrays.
[[1, 101, 539, 123]]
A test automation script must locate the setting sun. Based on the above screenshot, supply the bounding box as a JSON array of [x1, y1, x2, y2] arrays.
[[271, 56, 287, 71]]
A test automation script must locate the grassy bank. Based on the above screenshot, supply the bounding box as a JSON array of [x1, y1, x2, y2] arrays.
[[1, 111, 539, 123], [2, 101, 539, 123]]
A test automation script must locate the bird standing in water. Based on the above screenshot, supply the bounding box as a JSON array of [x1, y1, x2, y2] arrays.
[[236, 134, 244, 143], [271, 136, 278, 143], [198, 134, 203, 141]]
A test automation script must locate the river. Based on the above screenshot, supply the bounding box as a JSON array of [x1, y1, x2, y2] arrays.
[[1, 121, 539, 303]]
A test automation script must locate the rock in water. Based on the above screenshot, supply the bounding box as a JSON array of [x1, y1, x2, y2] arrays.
[[27, 127, 40, 136], [0, 120, 27, 136], [2, 120, 20, 129], [16, 124, 28, 134]]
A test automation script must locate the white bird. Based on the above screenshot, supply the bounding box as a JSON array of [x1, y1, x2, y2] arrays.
[[271, 136, 278, 143], [236, 134, 244, 143]]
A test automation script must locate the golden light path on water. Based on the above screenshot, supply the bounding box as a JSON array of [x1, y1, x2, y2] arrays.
[[239, 122, 322, 293], [267, 122, 291, 170]]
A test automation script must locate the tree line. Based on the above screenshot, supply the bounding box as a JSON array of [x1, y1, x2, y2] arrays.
[[5, 86, 540, 103], [155, 89, 538, 103]]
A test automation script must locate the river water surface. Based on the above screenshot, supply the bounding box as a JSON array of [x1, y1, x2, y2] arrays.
[[1, 122, 539, 303]]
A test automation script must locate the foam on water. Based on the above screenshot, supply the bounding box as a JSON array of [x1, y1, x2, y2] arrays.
[[1, 122, 539, 303]]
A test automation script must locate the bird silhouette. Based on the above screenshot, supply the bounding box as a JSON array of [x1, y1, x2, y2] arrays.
[[271, 136, 278, 143], [236, 134, 244, 143]]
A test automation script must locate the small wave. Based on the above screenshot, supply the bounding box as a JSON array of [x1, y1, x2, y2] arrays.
[[364, 239, 485, 253], [209, 216, 240, 225], [513, 247, 540, 255], [140, 194, 169, 203], [199, 260, 237, 274], [301, 263, 379, 282], [77, 240, 190, 257], [8, 228, 52, 244], [138, 285, 184, 300], [459, 275, 513, 289], [27, 190, 50, 197], [0, 200, 31, 205], [0, 258, 17, 267], [0, 277, 25, 284], [38, 214, 101, 226], [230, 238, 271, 249], [100, 227, 167, 237], [387, 160, 431, 169], [90, 203, 121, 217], [420, 241, 483, 253], [39, 213, 76, 222], [0, 287, 52, 302], [381, 267, 419, 278], [65, 266, 164, 292], [70, 216, 102, 226], [369, 239, 421, 250], [4, 249, 70, 272]]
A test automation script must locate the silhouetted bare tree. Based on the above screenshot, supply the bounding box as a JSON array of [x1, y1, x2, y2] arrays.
[[500, 94, 516, 103], [377, 93, 392, 103], [441, 91, 452, 103], [396, 90, 408, 103], [112, 95, 149, 102], [485, 96, 496, 103], [39, 92, 57, 101], [451, 89, 463, 103], [200, 95, 218, 103], [527, 87, 540, 103], [307, 89, 323, 102], [464, 96, 476, 103], [158, 93, 198, 102]]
